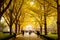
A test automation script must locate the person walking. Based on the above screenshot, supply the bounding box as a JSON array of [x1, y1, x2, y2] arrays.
[[21, 30, 24, 36], [36, 31, 40, 37]]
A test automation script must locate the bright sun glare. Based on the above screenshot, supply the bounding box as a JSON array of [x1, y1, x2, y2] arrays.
[[30, 1, 34, 5], [25, 25, 33, 30], [0, 17, 4, 23]]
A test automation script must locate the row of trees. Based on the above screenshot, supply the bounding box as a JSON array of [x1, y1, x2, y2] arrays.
[[0, 0, 24, 35], [24, 0, 59, 40], [0, 0, 60, 40], [37, 0, 60, 40], [26, 0, 57, 35]]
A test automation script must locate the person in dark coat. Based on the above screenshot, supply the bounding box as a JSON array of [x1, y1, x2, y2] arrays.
[[21, 30, 24, 35], [29, 31, 32, 35], [36, 31, 40, 37]]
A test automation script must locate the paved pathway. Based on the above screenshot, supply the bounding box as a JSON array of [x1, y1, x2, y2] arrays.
[[10, 32, 47, 40]]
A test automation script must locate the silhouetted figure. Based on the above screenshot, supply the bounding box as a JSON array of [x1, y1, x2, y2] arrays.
[[21, 30, 24, 35], [29, 31, 31, 35], [36, 31, 40, 36], [14, 33, 16, 38]]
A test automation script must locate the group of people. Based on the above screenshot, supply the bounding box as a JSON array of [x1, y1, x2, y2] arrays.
[[21, 30, 40, 36], [21, 30, 24, 35], [21, 30, 33, 35]]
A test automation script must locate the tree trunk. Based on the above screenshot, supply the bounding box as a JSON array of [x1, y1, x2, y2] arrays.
[[15, 22, 17, 34], [15, 14, 18, 34], [40, 25, 42, 34], [44, 0, 47, 35], [40, 15, 42, 34], [44, 15, 47, 35], [57, 0, 60, 40], [10, 24, 12, 35], [10, 9, 12, 35], [0, 7, 1, 20], [18, 25, 20, 33]]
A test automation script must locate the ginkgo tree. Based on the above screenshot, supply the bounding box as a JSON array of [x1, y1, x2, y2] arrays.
[[36, 0, 57, 35], [0, 0, 12, 18], [2, 0, 24, 35], [18, 0, 57, 35], [0, 0, 58, 38], [57, 0, 60, 40]]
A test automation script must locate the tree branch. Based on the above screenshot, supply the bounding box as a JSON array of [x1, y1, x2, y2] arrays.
[[3, 15, 10, 26], [0, 0, 12, 18]]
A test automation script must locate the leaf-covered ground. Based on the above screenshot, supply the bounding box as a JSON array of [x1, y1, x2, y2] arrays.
[[10, 32, 47, 40]]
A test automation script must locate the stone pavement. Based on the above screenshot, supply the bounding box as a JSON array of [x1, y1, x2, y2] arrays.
[[9, 32, 47, 40]]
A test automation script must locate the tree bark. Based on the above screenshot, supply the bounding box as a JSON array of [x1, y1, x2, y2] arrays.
[[15, 14, 17, 34], [15, 22, 17, 34], [44, 15, 47, 35], [10, 9, 12, 35], [0, 7, 1, 20], [44, 0, 47, 35], [18, 25, 20, 33], [40, 15, 43, 34], [57, 0, 60, 40], [40, 25, 42, 34]]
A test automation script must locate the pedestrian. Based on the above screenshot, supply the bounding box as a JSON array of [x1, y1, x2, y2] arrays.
[[29, 31, 31, 35], [36, 31, 40, 37], [21, 30, 24, 35]]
